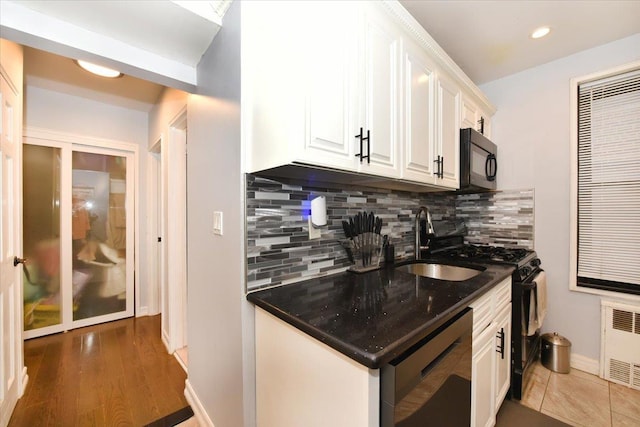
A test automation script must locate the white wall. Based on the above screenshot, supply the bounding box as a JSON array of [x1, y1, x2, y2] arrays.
[[23, 85, 152, 310], [148, 88, 189, 149], [185, 1, 248, 426], [480, 34, 640, 362]]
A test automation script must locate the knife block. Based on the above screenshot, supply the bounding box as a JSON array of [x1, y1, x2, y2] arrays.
[[342, 234, 383, 273]]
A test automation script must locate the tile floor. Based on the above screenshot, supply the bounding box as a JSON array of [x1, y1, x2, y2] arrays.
[[521, 361, 640, 427]]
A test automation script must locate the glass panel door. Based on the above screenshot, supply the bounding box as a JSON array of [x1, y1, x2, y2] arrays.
[[71, 150, 129, 322], [23, 144, 62, 333], [23, 141, 134, 338]]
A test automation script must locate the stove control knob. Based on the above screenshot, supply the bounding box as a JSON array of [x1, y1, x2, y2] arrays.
[[520, 266, 531, 278], [531, 258, 541, 267]]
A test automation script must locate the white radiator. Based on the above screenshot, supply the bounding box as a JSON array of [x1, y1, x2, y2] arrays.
[[600, 300, 640, 390]]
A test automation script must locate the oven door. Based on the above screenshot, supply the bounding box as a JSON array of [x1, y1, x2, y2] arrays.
[[381, 309, 472, 427]]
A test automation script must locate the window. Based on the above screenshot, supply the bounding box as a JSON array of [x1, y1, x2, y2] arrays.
[[570, 64, 640, 296]]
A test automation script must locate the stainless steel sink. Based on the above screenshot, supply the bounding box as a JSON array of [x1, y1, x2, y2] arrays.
[[396, 263, 482, 281]]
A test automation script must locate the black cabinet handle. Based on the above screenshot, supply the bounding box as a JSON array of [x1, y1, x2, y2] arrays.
[[355, 128, 370, 164], [13, 256, 26, 267], [485, 153, 497, 181], [478, 117, 485, 135], [496, 328, 505, 359], [434, 155, 444, 178]]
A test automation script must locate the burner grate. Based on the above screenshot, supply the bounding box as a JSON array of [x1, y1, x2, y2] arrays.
[[435, 244, 531, 264]]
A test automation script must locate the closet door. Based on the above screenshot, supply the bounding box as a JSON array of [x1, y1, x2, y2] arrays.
[[23, 142, 134, 338]]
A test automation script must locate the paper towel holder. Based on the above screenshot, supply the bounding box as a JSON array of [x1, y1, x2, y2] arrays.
[[311, 196, 327, 228]]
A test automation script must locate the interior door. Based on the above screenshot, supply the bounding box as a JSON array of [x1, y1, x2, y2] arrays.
[[0, 71, 24, 426], [22, 140, 135, 339]]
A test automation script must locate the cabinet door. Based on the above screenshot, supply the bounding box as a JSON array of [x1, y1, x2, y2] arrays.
[[472, 324, 496, 427], [436, 73, 461, 188], [357, 2, 401, 178], [301, 2, 359, 171], [494, 303, 512, 412], [401, 37, 437, 183], [461, 95, 478, 130]]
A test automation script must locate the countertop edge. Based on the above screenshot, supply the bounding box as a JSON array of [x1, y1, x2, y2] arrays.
[[247, 266, 514, 369]]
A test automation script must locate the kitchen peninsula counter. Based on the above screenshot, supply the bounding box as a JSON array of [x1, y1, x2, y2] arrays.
[[247, 260, 514, 369]]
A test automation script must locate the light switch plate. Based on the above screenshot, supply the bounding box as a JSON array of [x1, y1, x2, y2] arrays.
[[308, 217, 321, 240], [213, 211, 223, 235]]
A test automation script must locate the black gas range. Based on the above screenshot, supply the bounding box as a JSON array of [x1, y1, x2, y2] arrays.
[[427, 235, 544, 400]]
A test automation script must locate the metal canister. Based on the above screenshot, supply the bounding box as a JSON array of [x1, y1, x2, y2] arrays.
[[541, 332, 571, 373]]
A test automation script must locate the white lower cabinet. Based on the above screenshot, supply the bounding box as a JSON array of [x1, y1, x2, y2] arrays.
[[494, 303, 512, 412], [470, 278, 512, 427], [472, 323, 496, 427], [255, 308, 380, 427]]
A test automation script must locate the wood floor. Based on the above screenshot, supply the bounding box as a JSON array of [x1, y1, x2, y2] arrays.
[[8, 315, 188, 426]]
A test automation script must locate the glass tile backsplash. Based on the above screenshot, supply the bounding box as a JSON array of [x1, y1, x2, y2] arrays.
[[246, 174, 534, 291]]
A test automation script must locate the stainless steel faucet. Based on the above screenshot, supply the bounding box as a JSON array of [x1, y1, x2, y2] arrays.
[[415, 206, 435, 260]]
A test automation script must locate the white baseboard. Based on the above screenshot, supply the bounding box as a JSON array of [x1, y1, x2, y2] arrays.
[[20, 366, 29, 397], [185, 379, 215, 427], [571, 353, 599, 376], [136, 306, 149, 317], [174, 351, 188, 374]]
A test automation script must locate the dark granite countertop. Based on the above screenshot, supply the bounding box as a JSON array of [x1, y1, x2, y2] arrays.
[[247, 258, 514, 369]]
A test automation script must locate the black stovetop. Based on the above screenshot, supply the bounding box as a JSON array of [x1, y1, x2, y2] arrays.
[[433, 244, 534, 265], [427, 236, 540, 282]]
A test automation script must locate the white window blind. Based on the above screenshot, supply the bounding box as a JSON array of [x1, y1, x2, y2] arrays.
[[577, 69, 640, 293]]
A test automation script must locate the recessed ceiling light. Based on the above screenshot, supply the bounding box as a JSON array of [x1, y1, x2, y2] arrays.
[[75, 60, 123, 78], [531, 26, 551, 39]]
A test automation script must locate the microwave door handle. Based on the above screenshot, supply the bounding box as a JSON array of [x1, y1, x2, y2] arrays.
[[486, 154, 497, 181], [491, 155, 497, 180]]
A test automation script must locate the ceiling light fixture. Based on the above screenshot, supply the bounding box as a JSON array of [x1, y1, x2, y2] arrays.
[[531, 26, 551, 39], [75, 59, 123, 78]]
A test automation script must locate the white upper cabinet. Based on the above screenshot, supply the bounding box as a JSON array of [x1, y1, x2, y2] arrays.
[[302, 2, 359, 172], [462, 94, 492, 139], [402, 36, 437, 183], [357, 2, 402, 178], [243, 1, 494, 191], [436, 72, 461, 188]]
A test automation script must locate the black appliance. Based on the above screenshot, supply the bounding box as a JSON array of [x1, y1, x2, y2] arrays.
[[460, 128, 497, 191], [381, 308, 472, 426], [429, 237, 543, 400]]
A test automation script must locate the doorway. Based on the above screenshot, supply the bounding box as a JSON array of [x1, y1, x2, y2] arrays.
[[158, 110, 188, 365], [22, 135, 136, 339]]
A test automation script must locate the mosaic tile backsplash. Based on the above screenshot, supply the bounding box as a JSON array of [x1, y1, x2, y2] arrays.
[[246, 174, 534, 291]]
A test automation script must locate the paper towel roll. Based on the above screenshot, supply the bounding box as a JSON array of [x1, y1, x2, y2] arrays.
[[311, 196, 327, 227]]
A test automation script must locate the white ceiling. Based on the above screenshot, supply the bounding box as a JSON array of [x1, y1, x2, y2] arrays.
[[10, 1, 640, 112], [24, 47, 165, 112], [11, 0, 226, 67], [399, 0, 640, 85]]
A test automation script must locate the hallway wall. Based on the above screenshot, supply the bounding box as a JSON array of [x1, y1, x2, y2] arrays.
[[23, 85, 152, 312], [185, 1, 248, 426]]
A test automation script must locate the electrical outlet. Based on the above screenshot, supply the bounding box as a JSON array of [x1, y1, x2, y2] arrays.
[[213, 211, 223, 235], [308, 217, 321, 240]]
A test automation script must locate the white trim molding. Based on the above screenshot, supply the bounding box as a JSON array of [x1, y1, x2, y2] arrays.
[[568, 60, 640, 301], [185, 379, 216, 427], [571, 353, 600, 376], [23, 126, 144, 319]]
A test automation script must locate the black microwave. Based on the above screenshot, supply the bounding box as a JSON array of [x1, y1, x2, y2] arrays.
[[460, 128, 497, 191]]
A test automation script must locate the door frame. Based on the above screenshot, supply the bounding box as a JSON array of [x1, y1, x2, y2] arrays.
[[146, 139, 162, 316], [159, 107, 188, 354], [22, 127, 140, 333]]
